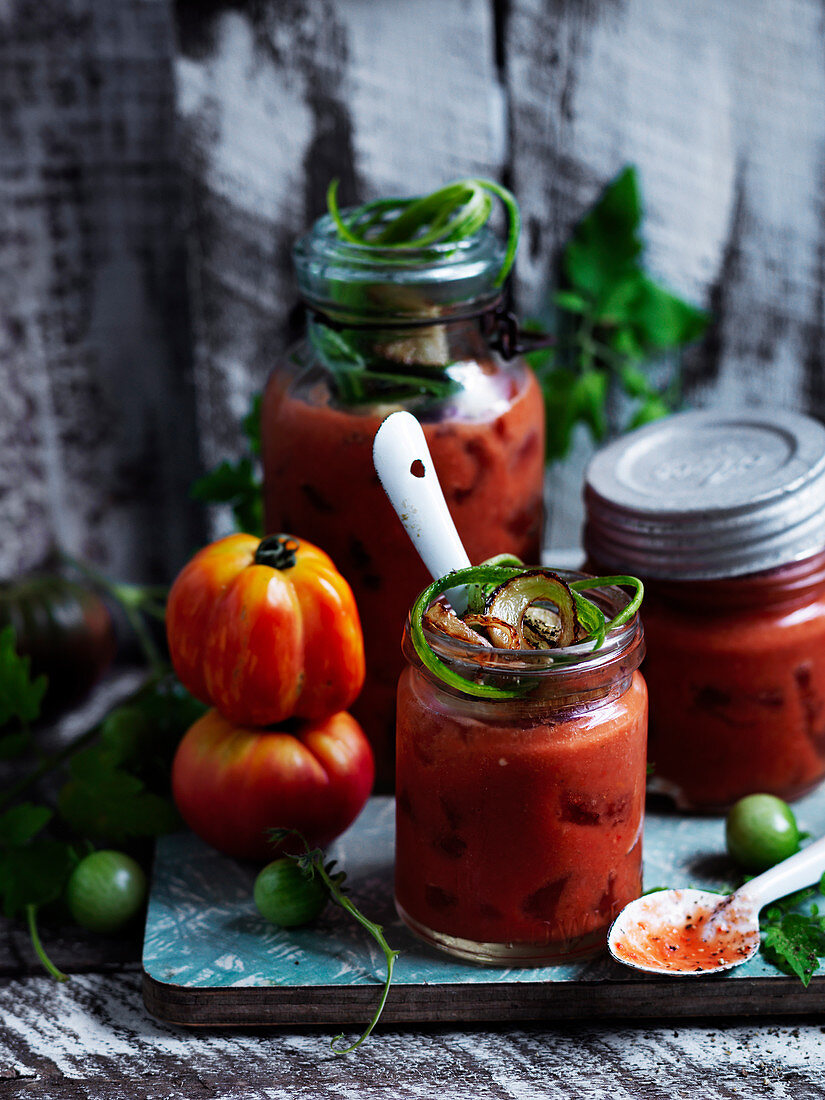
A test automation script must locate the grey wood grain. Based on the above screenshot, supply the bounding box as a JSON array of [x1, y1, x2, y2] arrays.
[[507, 0, 825, 546], [3, 972, 825, 1098], [0, 0, 203, 582]]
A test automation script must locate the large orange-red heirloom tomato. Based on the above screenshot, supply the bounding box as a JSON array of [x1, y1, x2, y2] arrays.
[[172, 709, 375, 859], [166, 533, 365, 727]]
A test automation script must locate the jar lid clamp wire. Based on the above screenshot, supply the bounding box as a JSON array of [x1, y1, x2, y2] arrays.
[[308, 295, 556, 362]]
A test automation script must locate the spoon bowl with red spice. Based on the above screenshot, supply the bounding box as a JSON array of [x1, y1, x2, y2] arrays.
[[608, 835, 825, 976]]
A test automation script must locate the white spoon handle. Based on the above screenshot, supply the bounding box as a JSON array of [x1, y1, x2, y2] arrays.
[[373, 411, 471, 608], [740, 835, 825, 910]]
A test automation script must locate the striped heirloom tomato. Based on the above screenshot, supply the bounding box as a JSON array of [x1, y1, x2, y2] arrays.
[[172, 709, 374, 859], [166, 533, 365, 727]]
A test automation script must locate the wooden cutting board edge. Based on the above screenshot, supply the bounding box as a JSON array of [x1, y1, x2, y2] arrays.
[[142, 968, 825, 1027]]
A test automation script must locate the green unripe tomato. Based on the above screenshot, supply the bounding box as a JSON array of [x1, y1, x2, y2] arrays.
[[254, 859, 327, 927], [66, 850, 147, 933], [725, 794, 800, 872]]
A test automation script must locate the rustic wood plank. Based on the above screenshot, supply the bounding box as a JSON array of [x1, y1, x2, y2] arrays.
[[4, 971, 825, 1098], [0, 0, 203, 581], [173, 0, 503, 521], [507, 0, 825, 547]]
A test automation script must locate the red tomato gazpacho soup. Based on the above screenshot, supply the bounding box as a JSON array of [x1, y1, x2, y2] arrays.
[[585, 410, 825, 811], [395, 569, 647, 964]]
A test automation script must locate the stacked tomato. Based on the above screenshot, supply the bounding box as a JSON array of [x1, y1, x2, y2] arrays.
[[166, 534, 373, 860]]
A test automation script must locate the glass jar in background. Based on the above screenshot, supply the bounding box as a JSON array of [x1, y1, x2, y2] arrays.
[[584, 410, 825, 811], [262, 218, 545, 788], [395, 577, 647, 965]]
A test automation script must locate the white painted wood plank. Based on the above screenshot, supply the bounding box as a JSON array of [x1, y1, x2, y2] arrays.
[[0, 0, 202, 580], [2, 971, 825, 1097]]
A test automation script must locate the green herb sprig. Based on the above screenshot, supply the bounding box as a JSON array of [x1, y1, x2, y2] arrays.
[[529, 166, 709, 461], [760, 875, 825, 986], [327, 177, 520, 287], [269, 828, 399, 1055], [190, 394, 264, 536]]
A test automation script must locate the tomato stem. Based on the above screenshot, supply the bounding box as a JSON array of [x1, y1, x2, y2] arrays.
[[321, 870, 400, 1055], [254, 535, 300, 571], [269, 829, 399, 1054], [26, 904, 68, 982]]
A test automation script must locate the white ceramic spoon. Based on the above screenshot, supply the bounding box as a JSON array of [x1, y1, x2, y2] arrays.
[[608, 834, 825, 976], [372, 410, 471, 611]]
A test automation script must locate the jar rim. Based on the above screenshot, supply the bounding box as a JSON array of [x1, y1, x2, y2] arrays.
[[403, 573, 645, 700], [293, 210, 507, 322]]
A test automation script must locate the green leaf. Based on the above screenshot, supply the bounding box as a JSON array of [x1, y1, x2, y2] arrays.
[[618, 362, 655, 399], [538, 366, 581, 462], [595, 272, 647, 324], [190, 457, 257, 505], [762, 913, 825, 987], [629, 277, 709, 349], [608, 326, 647, 361], [0, 730, 32, 760], [573, 370, 609, 442], [0, 840, 76, 918], [562, 167, 642, 302], [59, 771, 179, 843], [554, 290, 588, 314], [0, 626, 47, 729], [190, 457, 263, 536], [628, 395, 671, 430], [0, 803, 52, 846]]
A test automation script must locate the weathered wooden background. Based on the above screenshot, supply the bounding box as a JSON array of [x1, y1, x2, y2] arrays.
[[3, 0, 825, 580]]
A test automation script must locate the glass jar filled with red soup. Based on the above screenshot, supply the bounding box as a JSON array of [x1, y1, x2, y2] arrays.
[[262, 185, 544, 788], [585, 410, 825, 812], [395, 567, 647, 965]]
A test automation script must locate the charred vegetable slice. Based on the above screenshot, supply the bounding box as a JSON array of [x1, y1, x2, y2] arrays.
[[462, 614, 522, 650], [411, 565, 532, 700], [522, 606, 562, 648], [485, 570, 579, 647], [424, 602, 492, 647]]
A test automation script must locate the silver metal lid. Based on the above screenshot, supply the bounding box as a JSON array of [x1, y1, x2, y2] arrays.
[[584, 410, 825, 579]]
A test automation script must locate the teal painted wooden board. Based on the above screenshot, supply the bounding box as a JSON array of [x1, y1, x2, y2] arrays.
[[142, 792, 825, 1026]]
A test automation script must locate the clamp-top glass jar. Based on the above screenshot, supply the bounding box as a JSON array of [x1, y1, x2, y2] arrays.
[[585, 410, 825, 811], [262, 216, 545, 787], [395, 575, 647, 964]]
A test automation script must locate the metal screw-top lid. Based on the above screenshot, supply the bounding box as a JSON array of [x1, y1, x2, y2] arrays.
[[584, 410, 825, 580]]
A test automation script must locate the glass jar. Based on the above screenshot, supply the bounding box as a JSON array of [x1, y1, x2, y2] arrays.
[[395, 577, 647, 965], [585, 410, 825, 811], [262, 217, 545, 788]]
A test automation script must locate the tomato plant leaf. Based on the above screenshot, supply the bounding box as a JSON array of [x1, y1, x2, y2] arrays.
[[628, 277, 708, 349], [59, 750, 180, 842], [536, 164, 710, 461], [0, 803, 52, 846], [563, 167, 642, 302], [762, 913, 825, 987], [0, 840, 77, 918], [0, 625, 47, 728]]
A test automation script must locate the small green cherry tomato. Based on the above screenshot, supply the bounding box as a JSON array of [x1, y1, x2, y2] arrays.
[[254, 859, 327, 927], [66, 850, 147, 933], [725, 794, 800, 872]]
